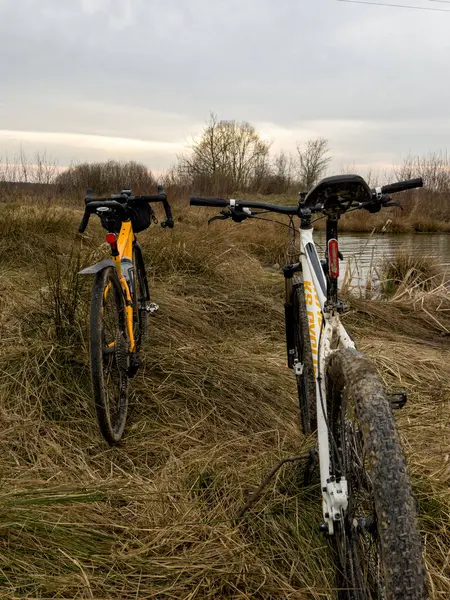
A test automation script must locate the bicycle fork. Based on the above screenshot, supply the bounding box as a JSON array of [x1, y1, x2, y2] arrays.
[[317, 315, 355, 535], [283, 262, 303, 374]]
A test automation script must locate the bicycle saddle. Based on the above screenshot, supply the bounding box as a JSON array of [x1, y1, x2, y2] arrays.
[[302, 174, 372, 210]]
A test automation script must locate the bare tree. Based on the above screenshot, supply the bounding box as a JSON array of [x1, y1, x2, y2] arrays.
[[395, 151, 450, 193], [34, 150, 58, 185], [177, 114, 271, 194], [296, 137, 331, 190], [263, 150, 297, 194]]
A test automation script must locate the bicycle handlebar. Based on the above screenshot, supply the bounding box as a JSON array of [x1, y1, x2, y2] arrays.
[[380, 177, 423, 195], [78, 185, 174, 233], [157, 185, 174, 228], [190, 197, 230, 208], [190, 176, 424, 220], [190, 196, 301, 215], [78, 210, 91, 233]]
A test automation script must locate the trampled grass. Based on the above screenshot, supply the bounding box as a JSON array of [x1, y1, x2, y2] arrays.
[[0, 198, 448, 598]]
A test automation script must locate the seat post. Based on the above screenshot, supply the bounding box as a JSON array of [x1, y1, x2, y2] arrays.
[[325, 213, 339, 308]]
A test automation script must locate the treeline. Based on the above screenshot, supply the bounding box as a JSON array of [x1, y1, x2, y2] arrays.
[[0, 115, 332, 197], [1, 115, 450, 211]]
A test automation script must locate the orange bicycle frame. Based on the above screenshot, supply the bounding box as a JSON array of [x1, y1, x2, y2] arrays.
[[109, 221, 136, 353]]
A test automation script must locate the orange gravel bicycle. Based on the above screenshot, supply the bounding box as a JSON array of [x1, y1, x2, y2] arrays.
[[78, 186, 173, 444]]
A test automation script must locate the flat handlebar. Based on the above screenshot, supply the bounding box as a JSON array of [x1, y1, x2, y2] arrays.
[[380, 177, 423, 195], [190, 177, 424, 217], [190, 196, 301, 215]]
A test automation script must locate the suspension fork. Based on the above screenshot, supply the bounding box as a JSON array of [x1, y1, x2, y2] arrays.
[[283, 262, 302, 369]]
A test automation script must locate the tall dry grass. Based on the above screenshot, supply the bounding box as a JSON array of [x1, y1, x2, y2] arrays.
[[0, 196, 448, 598]]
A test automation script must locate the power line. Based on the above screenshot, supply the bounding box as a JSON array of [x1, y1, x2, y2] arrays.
[[429, 0, 450, 4], [337, 0, 450, 11]]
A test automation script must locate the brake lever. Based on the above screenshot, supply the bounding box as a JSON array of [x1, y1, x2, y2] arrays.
[[208, 207, 251, 225], [230, 207, 251, 222], [365, 202, 382, 214], [208, 210, 231, 225]]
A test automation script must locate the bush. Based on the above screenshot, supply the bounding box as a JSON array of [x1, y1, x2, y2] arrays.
[[55, 160, 156, 196]]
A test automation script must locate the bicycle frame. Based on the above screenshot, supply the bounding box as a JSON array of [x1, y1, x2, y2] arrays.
[[114, 221, 137, 353], [297, 221, 355, 535], [79, 220, 137, 353]]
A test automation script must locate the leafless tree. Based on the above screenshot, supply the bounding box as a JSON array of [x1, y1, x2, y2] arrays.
[[296, 137, 331, 190], [178, 114, 271, 194], [392, 151, 450, 220], [263, 150, 298, 194], [34, 150, 58, 184], [0, 149, 58, 185], [395, 151, 450, 193]]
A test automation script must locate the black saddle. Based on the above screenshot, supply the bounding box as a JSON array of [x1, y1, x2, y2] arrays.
[[302, 174, 373, 211]]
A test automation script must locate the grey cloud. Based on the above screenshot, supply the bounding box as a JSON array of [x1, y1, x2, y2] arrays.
[[1, 0, 450, 169]]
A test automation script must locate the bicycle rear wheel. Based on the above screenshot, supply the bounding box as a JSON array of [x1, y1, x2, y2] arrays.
[[326, 348, 427, 600], [90, 266, 129, 445], [292, 279, 317, 434]]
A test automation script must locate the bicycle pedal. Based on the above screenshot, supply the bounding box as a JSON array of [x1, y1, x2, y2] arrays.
[[388, 391, 407, 410], [145, 302, 159, 314]]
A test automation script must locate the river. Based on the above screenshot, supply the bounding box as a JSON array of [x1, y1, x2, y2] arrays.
[[313, 232, 450, 289]]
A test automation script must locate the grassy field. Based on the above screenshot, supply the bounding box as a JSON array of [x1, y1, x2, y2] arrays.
[[0, 196, 449, 599]]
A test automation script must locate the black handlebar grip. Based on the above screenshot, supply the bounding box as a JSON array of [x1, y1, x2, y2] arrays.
[[78, 209, 90, 233], [161, 198, 174, 227], [381, 178, 423, 195], [163, 199, 173, 218], [190, 197, 229, 207]]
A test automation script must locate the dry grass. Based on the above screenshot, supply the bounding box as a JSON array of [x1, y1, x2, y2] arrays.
[[378, 251, 446, 295], [0, 198, 448, 598]]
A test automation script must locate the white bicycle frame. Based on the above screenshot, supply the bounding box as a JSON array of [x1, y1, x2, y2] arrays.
[[297, 225, 355, 535]]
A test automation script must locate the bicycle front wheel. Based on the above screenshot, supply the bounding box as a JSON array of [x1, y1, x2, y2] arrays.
[[90, 266, 129, 445], [326, 348, 427, 600]]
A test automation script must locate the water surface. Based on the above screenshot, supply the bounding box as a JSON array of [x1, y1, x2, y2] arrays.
[[313, 232, 450, 288]]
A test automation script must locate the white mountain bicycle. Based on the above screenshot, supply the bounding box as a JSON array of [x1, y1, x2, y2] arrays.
[[190, 174, 428, 600]]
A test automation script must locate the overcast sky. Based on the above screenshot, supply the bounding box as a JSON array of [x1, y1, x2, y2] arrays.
[[1, 0, 449, 176]]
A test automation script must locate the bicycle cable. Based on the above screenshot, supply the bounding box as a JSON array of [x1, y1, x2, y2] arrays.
[[286, 215, 299, 263], [248, 213, 297, 231]]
